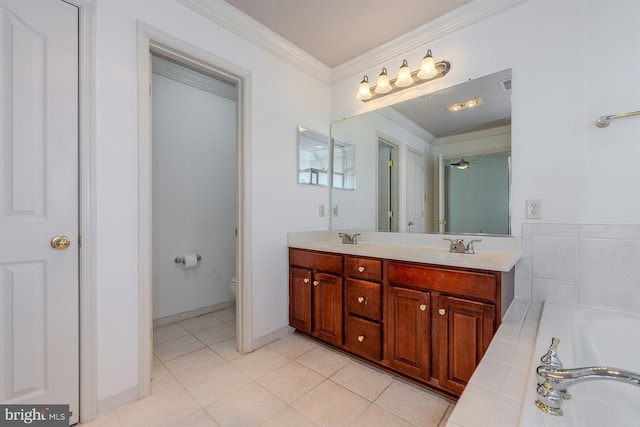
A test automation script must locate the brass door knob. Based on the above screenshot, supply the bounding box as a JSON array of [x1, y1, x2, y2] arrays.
[[419, 304, 427, 311], [358, 266, 365, 272], [357, 335, 365, 342], [313, 281, 319, 286], [50, 235, 71, 250], [439, 308, 446, 316], [357, 296, 365, 303], [408, 221, 414, 226], [303, 278, 310, 284]]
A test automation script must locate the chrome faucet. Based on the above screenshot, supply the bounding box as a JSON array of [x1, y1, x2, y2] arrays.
[[339, 233, 360, 245], [535, 337, 640, 416], [443, 238, 482, 254]]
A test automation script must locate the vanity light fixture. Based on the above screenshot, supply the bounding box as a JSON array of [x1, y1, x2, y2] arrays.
[[356, 75, 372, 101], [395, 59, 414, 87], [355, 50, 451, 102], [446, 97, 484, 112], [375, 68, 392, 94]]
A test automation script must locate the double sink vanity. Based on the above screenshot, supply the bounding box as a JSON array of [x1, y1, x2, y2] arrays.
[[288, 230, 520, 398]]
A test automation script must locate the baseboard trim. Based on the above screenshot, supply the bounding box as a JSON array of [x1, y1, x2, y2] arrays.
[[252, 325, 293, 350], [97, 386, 138, 415], [152, 300, 235, 327]]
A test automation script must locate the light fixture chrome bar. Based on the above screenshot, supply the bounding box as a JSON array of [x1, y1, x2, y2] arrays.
[[595, 110, 640, 128], [362, 61, 451, 102]]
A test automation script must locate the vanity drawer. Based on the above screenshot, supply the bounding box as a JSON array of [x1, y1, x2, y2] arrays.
[[289, 248, 343, 275], [345, 256, 382, 281], [346, 279, 381, 321], [387, 262, 498, 302], [344, 315, 382, 361]]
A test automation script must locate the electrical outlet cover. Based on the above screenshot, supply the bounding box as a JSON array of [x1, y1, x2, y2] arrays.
[[526, 199, 542, 219]]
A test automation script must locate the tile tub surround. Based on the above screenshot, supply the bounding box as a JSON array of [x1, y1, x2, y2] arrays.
[[518, 224, 640, 314], [288, 230, 521, 272]]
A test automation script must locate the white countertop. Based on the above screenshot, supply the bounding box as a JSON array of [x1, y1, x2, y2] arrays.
[[288, 230, 521, 272]]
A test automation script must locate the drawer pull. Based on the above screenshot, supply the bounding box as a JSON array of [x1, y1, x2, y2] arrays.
[[303, 278, 310, 284], [357, 335, 365, 342], [313, 280, 319, 286], [358, 266, 365, 273], [357, 296, 365, 303], [439, 308, 446, 315], [419, 304, 427, 311]]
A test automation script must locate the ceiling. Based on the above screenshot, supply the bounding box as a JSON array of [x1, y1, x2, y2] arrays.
[[224, 0, 471, 68], [391, 68, 512, 138]]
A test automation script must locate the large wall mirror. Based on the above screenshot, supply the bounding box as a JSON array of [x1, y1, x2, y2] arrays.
[[331, 68, 512, 235]]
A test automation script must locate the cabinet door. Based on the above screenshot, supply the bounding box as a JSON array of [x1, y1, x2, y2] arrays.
[[387, 286, 430, 380], [437, 296, 495, 395], [289, 267, 312, 334], [312, 272, 343, 346]]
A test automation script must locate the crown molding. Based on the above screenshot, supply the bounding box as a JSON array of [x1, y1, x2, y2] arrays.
[[176, 0, 331, 84], [331, 0, 528, 84], [376, 108, 435, 142]]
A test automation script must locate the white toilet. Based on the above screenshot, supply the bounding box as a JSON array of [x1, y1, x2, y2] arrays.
[[229, 277, 237, 298]]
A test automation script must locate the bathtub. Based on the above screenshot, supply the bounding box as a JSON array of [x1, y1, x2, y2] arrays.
[[519, 302, 640, 426]]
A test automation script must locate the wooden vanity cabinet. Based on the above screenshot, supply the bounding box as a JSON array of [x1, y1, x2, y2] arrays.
[[386, 286, 430, 379], [435, 295, 495, 395], [343, 256, 383, 361], [289, 249, 343, 346], [289, 248, 511, 398]]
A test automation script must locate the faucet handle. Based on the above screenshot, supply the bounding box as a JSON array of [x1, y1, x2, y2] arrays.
[[465, 239, 482, 254], [540, 337, 563, 369]]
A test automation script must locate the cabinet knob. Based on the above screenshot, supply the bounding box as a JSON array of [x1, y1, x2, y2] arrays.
[[358, 266, 365, 273], [303, 278, 310, 284], [357, 296, 365, 303], [313, 280, 319, 286], [439, 308, 446, 315], [357, 335, 365, 342], [419, 304, 427, 311]]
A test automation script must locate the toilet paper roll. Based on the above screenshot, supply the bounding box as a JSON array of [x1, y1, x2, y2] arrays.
[[182, 254, 199, 269]]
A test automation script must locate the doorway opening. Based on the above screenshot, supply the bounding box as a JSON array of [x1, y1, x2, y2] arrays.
[[150, 53, 238, 328], [377, 139, 399, 231], [137, 28, 251, 399]]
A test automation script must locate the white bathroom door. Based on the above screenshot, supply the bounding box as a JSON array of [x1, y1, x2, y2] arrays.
[[406, 149, 424, 233], [0, 0, 79, 424]]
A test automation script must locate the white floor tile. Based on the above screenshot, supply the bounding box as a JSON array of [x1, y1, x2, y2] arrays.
[[257, 360, 324, 404], [292, 380, 369, 427], [204, 382, 286, 427]]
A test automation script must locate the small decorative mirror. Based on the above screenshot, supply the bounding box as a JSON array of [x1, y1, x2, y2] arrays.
[[298, 126, 330, 186]]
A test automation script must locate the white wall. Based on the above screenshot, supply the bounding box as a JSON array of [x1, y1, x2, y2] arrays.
[[94, 0, 330, 403], [331, 0, 640, 235], [151, 62, 236, 320]]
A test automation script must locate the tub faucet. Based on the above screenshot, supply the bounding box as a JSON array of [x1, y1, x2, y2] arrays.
[[535, 337, 640, 416], [339, 233, 360, 245]]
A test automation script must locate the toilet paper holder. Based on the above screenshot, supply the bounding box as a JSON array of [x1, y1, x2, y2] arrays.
[[173, 255, 202, 264]]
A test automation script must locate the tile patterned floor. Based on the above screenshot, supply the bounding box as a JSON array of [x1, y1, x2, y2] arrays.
[[82, 308, 454, 426]]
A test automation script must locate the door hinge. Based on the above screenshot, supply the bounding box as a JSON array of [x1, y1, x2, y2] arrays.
[[78, 235, 83, 248], [388, 159, 393, 167], [388, 210, 394, 218]]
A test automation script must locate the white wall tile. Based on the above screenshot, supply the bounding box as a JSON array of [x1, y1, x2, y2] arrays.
[[579, 238, 638, 288], [578, 285, 640, 314], [524, 224, 579, 237], [579, 224, 637, 239], [514, 258, 532, 300], [531, 278, 578, 304], [531, 236, 579, 282]]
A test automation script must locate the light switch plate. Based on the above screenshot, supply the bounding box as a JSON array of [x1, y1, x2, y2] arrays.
[[319, 204, 325, 217]]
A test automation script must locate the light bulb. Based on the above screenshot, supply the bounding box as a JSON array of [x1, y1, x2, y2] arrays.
[[395, 59, 414, 88], [417, 49, 438, 80], [375, 68, 392, 94], [356, 75, 372, 101]]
